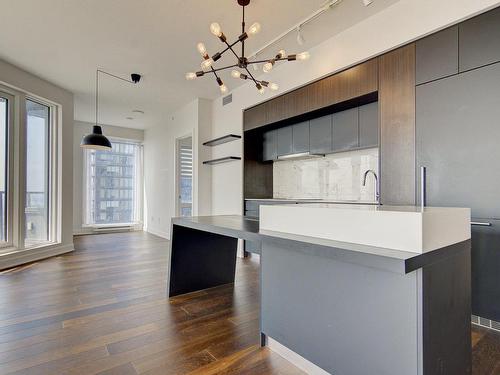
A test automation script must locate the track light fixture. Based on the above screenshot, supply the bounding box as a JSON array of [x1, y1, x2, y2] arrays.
[[296, 26, 305, 45], [185, 0, 310, 94]]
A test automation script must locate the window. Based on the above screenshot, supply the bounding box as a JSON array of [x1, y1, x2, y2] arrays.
[[84, 140, 142, 226], [25, 100, 51, 246], [0, 96, 9, 244], [0, 85, 59, 254]]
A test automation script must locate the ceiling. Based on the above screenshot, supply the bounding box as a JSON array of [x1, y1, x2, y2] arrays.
[[0, 0, 398, 129]]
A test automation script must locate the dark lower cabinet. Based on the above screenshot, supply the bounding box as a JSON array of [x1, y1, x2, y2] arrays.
[[471, 219, 500, 321]]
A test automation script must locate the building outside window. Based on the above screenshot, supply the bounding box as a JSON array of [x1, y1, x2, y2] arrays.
[[84, 139, 143, 226]]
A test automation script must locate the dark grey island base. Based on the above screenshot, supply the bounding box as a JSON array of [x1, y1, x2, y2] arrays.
[[168, 215, 472, 375]]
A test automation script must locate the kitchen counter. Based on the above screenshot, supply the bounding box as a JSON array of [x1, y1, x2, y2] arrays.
[[168, 205, 472, 374], [244, 198, 379, 204]]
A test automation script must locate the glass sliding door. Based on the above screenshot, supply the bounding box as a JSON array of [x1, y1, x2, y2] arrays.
[[25, 99, 51, 245], [0, 96, 8, 244]]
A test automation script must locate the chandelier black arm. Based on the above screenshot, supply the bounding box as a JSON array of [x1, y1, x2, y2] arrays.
[[243, 65, 258, 85], [247, 57, 289, 65], [202, 63, 239, 75], [223, 40, 242, 61]]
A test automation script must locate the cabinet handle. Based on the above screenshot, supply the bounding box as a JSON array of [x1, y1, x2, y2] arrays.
[[471, 221, 492, 227]]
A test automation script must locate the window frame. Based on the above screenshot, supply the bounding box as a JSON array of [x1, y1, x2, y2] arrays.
[[23, 97, 59, 248], [0, 90, 15, 249], [0, 83, 60, 254], [82, 137, 144, 228]]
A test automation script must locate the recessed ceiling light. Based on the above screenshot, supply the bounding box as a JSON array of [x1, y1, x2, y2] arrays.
[[132, 109, 145, 115]]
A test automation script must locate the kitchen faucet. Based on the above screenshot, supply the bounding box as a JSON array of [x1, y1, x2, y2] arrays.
[[362, 170, 380, 202]]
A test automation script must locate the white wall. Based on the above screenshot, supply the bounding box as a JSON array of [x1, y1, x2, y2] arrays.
[[143, 98, 212, 239], [0, 58, 74, 268], [210, 0, 500, 215], [73, 121, 144, 234]]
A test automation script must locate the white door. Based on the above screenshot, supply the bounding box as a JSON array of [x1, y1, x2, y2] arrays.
[[176, 136, 193, 217]]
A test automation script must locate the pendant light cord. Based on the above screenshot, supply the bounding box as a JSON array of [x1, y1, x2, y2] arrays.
[[95, 69, 140, 126], [95, 69, 99, 126]]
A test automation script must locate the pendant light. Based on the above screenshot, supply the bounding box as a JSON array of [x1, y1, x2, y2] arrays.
[[80, 70, 141, 150]]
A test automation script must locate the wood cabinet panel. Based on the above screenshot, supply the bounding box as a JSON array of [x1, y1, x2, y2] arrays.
[[379, 44, 416, 205], [244, 105, 266, 131], [243, 60, 378, 131], [265, 95, 286, 125]]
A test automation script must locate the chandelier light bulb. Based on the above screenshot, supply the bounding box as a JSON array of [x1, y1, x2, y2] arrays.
[[269, 83, 279, 91], [247, 22, 261, 36], [201, 58, 214, 69], [231, 70, 241, 78], [220, 84, 228, 93], [297, 51, 310, 61], [263, 61, 274, 73], [210, 22, 223, 37], [185, 72, 197, 80], [197, 42, 207, 56], [277, 49, 286, 59]]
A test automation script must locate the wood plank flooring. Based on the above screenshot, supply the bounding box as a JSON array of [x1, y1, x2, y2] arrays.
[[0, 231, 498, 374], [0, 232, 303, 375]]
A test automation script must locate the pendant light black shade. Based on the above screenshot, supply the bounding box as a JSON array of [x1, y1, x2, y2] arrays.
[[80, 125, 112, 150], [80, 69, 141, 151]]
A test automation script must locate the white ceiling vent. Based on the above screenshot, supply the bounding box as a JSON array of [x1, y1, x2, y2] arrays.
[[222, 94, 233, 106]]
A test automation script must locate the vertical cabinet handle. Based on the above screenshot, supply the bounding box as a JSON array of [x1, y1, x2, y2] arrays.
[[471, 222, 492, 227]]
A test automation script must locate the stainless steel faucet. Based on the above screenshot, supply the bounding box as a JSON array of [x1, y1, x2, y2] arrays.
[[362, 170, 380, 202]]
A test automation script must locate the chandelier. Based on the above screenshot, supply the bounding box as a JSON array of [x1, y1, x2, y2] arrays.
[[185, 0, 310, 94]]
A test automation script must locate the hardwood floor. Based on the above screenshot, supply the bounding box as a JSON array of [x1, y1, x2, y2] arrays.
[[0, 231, 498, 374], [0, 232, 303, 375]]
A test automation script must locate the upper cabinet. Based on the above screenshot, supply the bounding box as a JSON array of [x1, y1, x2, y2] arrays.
[[309, 115, 333, 154], [292, 122, 310, 154], [359, 102, 379, 148], [416, 26, 459, 85], [277, 126, 293, 156], [332, 108, 358, 152], [243, 59, 378, 131], [263, 130, 277, 161], [459, 7, 500, 72]]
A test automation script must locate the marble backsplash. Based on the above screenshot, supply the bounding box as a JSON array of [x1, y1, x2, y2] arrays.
[[273, 148, 379, 201]]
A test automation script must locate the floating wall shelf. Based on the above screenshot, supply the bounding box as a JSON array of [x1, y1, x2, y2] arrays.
[[203, 156, 242, 165], [203, 134, 242, 147]]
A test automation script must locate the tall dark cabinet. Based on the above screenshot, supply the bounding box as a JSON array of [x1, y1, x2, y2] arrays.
[[416, 8, 500, 322]]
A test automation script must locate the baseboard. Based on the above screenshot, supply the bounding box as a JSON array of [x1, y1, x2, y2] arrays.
[[472, 314, 500, 332], [266, 336, 330, 375], [0, 243, 74, 270], [145, 227, 170, 240]]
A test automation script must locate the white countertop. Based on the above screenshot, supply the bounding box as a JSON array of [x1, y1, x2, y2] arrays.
[[259, 204, 471, 253]]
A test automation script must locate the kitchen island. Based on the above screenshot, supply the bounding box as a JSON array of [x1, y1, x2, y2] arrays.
[[167, 204, 472, 375]]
